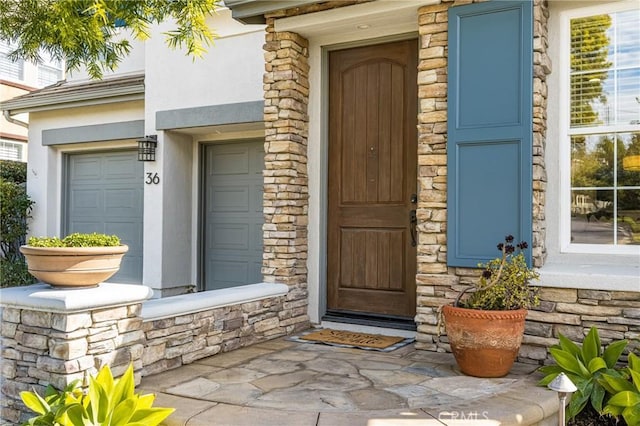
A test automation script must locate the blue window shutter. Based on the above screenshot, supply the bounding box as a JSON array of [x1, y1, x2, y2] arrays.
[[447, 1, 533, 267]]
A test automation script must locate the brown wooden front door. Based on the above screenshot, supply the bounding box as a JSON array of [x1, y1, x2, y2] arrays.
[[327, 39, 418, 319]]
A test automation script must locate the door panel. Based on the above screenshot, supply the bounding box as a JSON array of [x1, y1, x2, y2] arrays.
[[66, 151, 143, 284], [328, 39, 418, 318], [203, 141, 264, 291]]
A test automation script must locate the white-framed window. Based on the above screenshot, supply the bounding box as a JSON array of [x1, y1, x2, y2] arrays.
[[0, 40, 24, 81], [37, 50, 64, 87], [560, 1, 640, 255], [0, 139, 26, 162]]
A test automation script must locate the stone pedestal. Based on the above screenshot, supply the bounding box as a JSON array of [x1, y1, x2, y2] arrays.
[[0, 283, 152, 424]]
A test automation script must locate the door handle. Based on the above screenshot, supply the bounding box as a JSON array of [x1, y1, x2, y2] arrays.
[[409, 209, 417, 247]]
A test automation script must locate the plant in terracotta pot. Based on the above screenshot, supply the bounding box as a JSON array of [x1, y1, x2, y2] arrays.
[[20, 232, 128, 288], [441, 235, 540, 378]]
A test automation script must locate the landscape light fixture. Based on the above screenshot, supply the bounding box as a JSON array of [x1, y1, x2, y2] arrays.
[[137, 135, 157, 161], [548, 372, 577, 426]]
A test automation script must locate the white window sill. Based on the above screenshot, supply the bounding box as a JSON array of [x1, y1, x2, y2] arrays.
[[141, 283, 289, 321], [537, 262, 640, 292]]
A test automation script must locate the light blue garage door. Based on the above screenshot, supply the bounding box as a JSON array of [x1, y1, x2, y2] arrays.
[[204, 141, 264, 291], [65, 151, 143, 283]]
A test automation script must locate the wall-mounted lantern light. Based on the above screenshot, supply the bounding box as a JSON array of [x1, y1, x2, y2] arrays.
[[137, 135, 157, 161]]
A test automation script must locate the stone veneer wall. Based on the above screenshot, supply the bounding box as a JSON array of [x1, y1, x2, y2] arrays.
[[141, 296, 288, 376], [262, 19, 311, 336], [414, 0, 639, 361], [0, 287, 292, 424], [1, 303, 144, 424]]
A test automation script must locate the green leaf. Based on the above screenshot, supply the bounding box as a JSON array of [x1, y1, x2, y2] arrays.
[[538, 365, 563, 376], [137, 394, 155, 410], [629, 352, 640, 372], [622, 404, 640, 426], [581, 327, 601, 365], [20, 390, 50, 415], [631, 369, 640, 392], [602, 339, 628, 369], [65, 403, 86, 426], [600, 373, 635, 394], [558, 333, 581, 358], [110, 398, 136, 426], [568, 391, 589, 419], [549, 348, 589, 377], [591, 383, 605, 413], [128, 408, 176, 426], [608, 390, 640, 408], [602, 404, 624, 417], [113, 364, 135, 406], [588, 357, 607, 374]]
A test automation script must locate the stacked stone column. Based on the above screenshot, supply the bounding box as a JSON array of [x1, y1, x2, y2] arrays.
[[262, 20, 310, 333], [532, 0, 551, 267]]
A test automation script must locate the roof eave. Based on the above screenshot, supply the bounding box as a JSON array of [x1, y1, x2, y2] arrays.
[[225, 0, 319, 24], [1, 77, 145, 115]]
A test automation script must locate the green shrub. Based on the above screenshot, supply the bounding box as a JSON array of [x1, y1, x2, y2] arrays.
[[28, 233, 121, 247], [599, 352, 640, 425], [0, 177, 35, 287], [0, 160, 27, 183], [21, 363, 174, 426], [538, 326, 628, 420], [0, 258, 36, 288]]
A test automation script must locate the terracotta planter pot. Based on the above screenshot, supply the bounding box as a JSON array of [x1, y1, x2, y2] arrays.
[[20, 245, 129, 288], [442, 304, 527, 378]]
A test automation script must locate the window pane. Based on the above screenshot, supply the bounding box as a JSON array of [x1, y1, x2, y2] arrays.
[[619, 132, 640, 186], [617, 68, 640, 126], [616, 9, 640, 69], [618, 189, 640, 245], [571, 71, 612, 127], [0, 40, 23, 80], [571, 134, 614, 187], [571, 189, 614, 244]]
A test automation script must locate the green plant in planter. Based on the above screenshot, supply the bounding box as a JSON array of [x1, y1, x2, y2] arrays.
[[21, 364, 174, 426], [599, 351, 640, 425], [28, 233, 121, 248], [454, 235, 540, 310], [538, 326, 628, 420]]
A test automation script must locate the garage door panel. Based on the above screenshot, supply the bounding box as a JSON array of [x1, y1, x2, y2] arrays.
[[210, 223, 250, 250], [210, 186, 249, 212], [209, 260, 249, 286], [204, 141, 264, 291], [105, 189, 142, 216], [211, 146, 250, 175], [104, 155, 140, 179], [71, 158, 102, 181], [70, 189, 101, 210], [66, 151, 143, 284]]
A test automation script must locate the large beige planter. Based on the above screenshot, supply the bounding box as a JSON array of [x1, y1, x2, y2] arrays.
[[20, 245, 129, 288]]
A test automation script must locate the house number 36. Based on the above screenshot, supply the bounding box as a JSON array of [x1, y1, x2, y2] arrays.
[[145, 173, 160, 185]]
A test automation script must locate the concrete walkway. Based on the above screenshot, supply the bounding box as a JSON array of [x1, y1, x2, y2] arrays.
[[140, 336, 559, 426]]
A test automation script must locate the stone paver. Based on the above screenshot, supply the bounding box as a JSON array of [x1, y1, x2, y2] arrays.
[[138, 337, 559, 426]]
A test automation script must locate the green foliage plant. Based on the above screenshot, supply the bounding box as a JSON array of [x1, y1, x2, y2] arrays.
[[28, 233, 121, 248], [538, 326, 628, 420], [21, 364, 174, 426], [0, 164, 35, 287], [0, 0, 219, 79], [0, 160, 27, 183], [454, 235, 540, 310], [599, 352, 640, 425]]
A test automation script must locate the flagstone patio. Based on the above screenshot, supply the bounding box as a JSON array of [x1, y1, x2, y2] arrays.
[[139, 336, 560, 426]]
